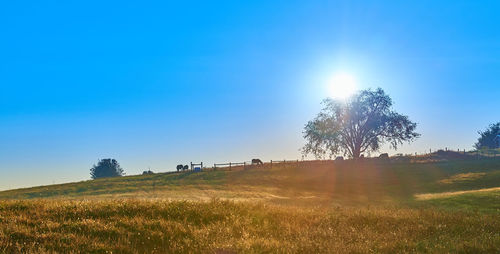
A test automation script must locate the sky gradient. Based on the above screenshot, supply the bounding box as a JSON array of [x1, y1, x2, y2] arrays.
[[1, 1, 499, 190]]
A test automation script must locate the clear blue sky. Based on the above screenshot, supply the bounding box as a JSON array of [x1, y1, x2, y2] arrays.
[[1, 1, 499, 190]]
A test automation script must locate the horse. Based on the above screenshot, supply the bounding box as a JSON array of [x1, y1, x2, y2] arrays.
[[176, 164, 184, 172], [251, 159, 263, 165]]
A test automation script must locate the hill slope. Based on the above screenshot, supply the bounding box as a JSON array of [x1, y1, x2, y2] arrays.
[[2, 158, 500, 206]]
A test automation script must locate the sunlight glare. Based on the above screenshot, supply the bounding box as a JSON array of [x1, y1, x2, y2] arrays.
[[328, 72, 357, 99]]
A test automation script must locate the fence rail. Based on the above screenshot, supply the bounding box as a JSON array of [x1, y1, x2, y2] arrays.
[[211, 159, 340, 171], [213, 162, 247, 170]]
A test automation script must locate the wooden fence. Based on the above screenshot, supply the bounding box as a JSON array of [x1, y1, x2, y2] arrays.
[[269, 159, 299, 168], [210, 159, 338, 171], [213, 162, 247, 171], [190, 162, 203, 171]]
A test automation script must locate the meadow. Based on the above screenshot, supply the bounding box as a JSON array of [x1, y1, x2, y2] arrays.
[[1, 154, 499, 253]]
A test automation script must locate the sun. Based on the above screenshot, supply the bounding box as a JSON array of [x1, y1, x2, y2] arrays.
[[327, 72, 357, 99]]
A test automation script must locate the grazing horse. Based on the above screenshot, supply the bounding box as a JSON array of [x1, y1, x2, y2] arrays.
[[251, 159, 263, 165], [176, 164, 183, 172]]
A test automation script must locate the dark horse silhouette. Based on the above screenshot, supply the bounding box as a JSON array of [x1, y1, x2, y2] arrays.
[[251, 159, 263, 165]]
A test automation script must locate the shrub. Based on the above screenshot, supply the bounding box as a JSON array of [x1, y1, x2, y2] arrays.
[[90, 159, 125, 179]]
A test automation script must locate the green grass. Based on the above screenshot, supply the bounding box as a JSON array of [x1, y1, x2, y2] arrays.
[[415, 189, 500, 213], [1, 157, 500, 253]]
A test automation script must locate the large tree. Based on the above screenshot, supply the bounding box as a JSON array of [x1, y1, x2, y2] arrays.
[[90, 159, 125, 179], [302, 88, 420, 159], [474, 122, 500, 149]]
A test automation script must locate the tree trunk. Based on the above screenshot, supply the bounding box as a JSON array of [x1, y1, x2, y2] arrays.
[[353, 146, 361, 159]]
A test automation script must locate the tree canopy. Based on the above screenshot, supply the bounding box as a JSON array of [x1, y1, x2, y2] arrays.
[[90, 159, 125, 179], [474, 122, 500, 149], [302, 88, 420, 159]]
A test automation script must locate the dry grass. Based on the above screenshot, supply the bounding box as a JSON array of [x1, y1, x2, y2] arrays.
[[1, 159, 500, 253], [1, 199, 499, 254], [438, 172, 486, 184], [415, 187, 500, 200]]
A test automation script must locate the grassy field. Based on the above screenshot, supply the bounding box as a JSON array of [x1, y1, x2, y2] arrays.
[[1, 155, 500, 253], [1, 199, 499, 253]]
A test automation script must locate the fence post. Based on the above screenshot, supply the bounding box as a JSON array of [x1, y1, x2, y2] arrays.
[[229, 162, 232, 171], [270, 160, 273, 169], [190, 162, 193, 171], [201, 162, 203, 170]]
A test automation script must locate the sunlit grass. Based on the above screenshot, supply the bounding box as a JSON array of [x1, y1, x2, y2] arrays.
[[416, 187, 500, 201], [438, 172, 486, 184], [1, 199, 499, 253], [415, 189, 500, 213]]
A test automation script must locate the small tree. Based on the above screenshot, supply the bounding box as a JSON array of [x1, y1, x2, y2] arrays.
[[302, 88, 420, 159], [90, 159, 125, 179], [474, 122, 500, 149]]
